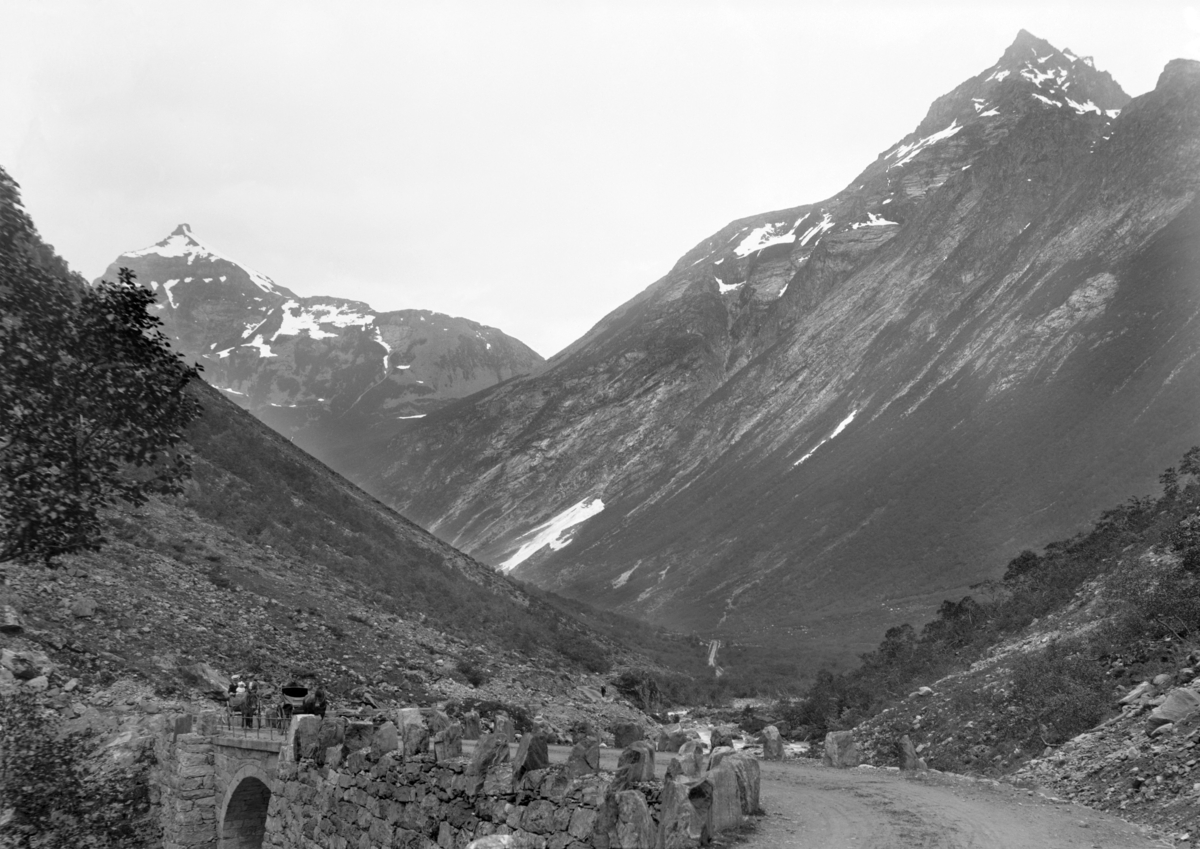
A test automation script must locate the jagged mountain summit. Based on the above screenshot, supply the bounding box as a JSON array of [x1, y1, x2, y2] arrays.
[[366, 34, 1200, 664], [99, 225, 544, 467]]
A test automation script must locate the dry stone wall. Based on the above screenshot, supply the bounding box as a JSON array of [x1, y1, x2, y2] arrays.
[[261, 718, 760, 849]]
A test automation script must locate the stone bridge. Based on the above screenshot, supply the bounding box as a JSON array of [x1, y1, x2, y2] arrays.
[[155, 712, 291, 849], [153, 710, 760, 849]]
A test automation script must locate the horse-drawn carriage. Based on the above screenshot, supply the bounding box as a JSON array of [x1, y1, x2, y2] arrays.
[[278, 683, 327, 721]]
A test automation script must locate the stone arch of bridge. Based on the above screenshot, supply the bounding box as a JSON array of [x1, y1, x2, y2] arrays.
[[219, 763, 273, 849]]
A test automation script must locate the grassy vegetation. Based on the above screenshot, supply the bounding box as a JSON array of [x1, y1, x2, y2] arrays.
[[775, 447, 1200, 743]]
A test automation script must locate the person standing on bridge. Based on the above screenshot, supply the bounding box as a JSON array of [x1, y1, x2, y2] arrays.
[[242, 681, 259, 728]]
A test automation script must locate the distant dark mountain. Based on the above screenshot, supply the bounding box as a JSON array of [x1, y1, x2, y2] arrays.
[[98, 226, 544, 468], [367, 33, 1200, 664]]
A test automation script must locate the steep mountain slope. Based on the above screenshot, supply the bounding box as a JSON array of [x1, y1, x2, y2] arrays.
[[370, 34, 1200, 664], [1, 163, 673, 722], [98, 226, 544, 469]]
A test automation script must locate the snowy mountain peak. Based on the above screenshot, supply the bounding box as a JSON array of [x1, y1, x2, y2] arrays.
[[123, 225, 279, 294], [982, 31, 1128, 115]]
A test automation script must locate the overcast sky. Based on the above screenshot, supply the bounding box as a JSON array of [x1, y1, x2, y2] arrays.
[[3, 1, 1197, 357]]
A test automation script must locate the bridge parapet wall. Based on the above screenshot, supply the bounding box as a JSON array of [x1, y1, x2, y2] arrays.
[[264, 747, 616, 849], [263, 718, 757, 849]]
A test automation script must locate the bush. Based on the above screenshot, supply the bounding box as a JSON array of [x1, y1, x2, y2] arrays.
[[0, 692, 153, 847], [454, 658, 488, 687], [1007, 640, 1110, 745]]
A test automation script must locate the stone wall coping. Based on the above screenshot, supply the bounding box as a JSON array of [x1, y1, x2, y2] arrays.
[[214, 735, 283, 753]]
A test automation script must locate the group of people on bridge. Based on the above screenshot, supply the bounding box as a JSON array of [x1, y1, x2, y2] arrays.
[[226, 676, 328, 729]]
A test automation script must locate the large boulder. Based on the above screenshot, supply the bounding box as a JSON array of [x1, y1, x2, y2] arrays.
[[293, 715, 323, 761], [612, 741, 655, 791], [674, 740, 705, 778], [823, 730, 860, 768], [371, 721, 399, 757], [708, 752, 761, 815], [595, 789, 656, 849], [897, 735, 925, 772], [462, 710, 482, 740], [316, 717, 345, 751], [612, 722, 644, 749], [396, 708, 430, 756], [433, 721, 463, 761], [704, 761, 746, 834], [1147, 688, 1200, 734], [512, 731, 550, 782], [761, 725, 784, 760], [494, 712, 516, 743], [69, 596, 99, 618], [656, 778, 705, 849], [566, 736, 601, 778], [466, 732, 511, 796], [709, 726, 736, 750]]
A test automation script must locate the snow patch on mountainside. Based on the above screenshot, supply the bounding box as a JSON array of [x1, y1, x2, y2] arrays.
[[793, 409, 859, 467], [850, 213, 898, 229], [716, 276, 743, 294], [274, 301, 374, 340], [499, 498, 605, 572], [372, 329, 391, 370], [887, 121, 962, 169], [242, 335, 276, 358], [734, 212, 811, 257], [159, 279, 180, 308], [798, 213, 834, 246], [612, 563, 639, 589]]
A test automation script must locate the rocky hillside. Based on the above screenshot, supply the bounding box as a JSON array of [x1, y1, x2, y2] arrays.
[[0, 162, 687, 734], [98, 225, 544, 472], [367, 33, 1200, 666], [763, 445, 1200, 841]]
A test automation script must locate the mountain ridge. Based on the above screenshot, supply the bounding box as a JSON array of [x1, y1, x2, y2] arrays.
[[98, 225, 545, 470], [364, 36, 1200, 666]]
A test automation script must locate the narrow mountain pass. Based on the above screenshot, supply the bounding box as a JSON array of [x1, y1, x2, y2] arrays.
[[745, 760, 1164, 849]]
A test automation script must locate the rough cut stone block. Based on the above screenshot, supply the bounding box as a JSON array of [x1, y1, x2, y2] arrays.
[[494, 714, 516, 743], [761, 725, 783, 760], [612, 741, 655, 791], [675, 740, 704, 777], [513, 732, 550, 783], [565, 736, 600, 778], [897, 735, 925, 772], [656, 778, 704, 849], [434, 722, 464, 761], [822, 730, 860, 768], [1147, 688, 1200, 735], [717, 752, 760, 815], [371, 721, 399, 757], [709, 762, 745, 834], [596, 789, 655, 849], [403, 720, 431, 757]]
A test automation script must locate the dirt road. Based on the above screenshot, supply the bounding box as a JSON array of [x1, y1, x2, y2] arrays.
[[469, 742, 1166, 847], [744, 761, 1166, 849]]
